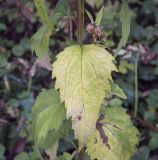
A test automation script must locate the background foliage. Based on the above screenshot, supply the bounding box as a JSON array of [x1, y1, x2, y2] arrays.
[[0, 0, 158, 159]]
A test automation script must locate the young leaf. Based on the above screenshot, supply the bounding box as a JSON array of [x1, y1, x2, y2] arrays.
[[34, 0, 52, 29], [52, 44, 117, 149], [49, 0, 71, 27], [31, 25, 51, 59], [116, 0, 134, 54], [86, 106, 139, 160], [54, 0, 70, 17], [95, 6, 104, 25], [111, 82, 127, 99], [86, 10, 94, 23], [32, 88, 66, 143]]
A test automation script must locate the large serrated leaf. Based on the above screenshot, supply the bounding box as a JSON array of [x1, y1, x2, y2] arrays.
[[32, 88, 66, 143], [52, 44, 117, 149], [86, 106, 139, 160]]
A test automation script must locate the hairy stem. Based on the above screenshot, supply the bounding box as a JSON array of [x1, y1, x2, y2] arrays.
[[77, 0, 84, 45], [78, 148, 84, 160]]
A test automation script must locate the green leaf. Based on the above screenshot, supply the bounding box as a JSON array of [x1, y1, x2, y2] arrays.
[[86, 10, 94, 23], [149, 131, 158, 150], [12, 45, 25, 57], [31, 25, 51, 59], [32, 88, 66, 143], [116, 0, 134, 54], [0, 23, 7, 31], [86, 106, 139, 160], [39, 120, 71, 149], [54, 0, 70, 17], [111, 82, 127, 99], [14, 152, 30, 160], [58, 152, 73, 160], [34, 0, 52, 29], [52, 44, 117, 149], [133, 146, 149, 160], [95, 6, 104, 25], [0, 144, 5, 160], [49, 0, 70, 27]]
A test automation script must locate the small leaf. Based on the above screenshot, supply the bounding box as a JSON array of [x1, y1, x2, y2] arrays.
[[0, 23, 7, 31], [149, 131, 158, 150], [86, 10, 94, 23], [95, 6, 104, 25], [31, 25, 51, 59], [86, 106, 139, 160], [111, 82, 127, 99], [14, 152, 30, 160], [32, 88, 66, 143], [52, 44, 117, 149], [12, 45, 25, 57], [54, 0, 70, 17], [58, 152, 73, 160], [116, 0, 134, 54], [50, 0, 70, 26], [34, 0, 52, 29]]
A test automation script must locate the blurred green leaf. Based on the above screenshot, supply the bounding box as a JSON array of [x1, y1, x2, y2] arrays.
[[0, 144, 5, 160], [147, 90, 158, 109], [149, 131, 158, 150], [58, 152, 73, 160], [34, 0, 52, 29], [116, 0, 134, 54], [0, 23, 7, 31], [111, 82, 127, 99], [133, 146, 150, 160], [12, 45, 25, 57], [50, 0, 71, 26], [31, 25, 51, 59], [144, 111, 156, 123], [95, 6, 104, 25], [86, 10, 94, 23], [14, 152, 30, 160]]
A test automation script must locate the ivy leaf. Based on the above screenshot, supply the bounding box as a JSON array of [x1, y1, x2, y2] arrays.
[[52, 44, 117, 149], [95, 6, 104, 25], [32, 88, 66, 143], [86, 106, 139, 160], [116, 0, 134, 54], [111, 82, 127, 99], [34, 0, 52, 29], [31, 25, 51, 59]]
